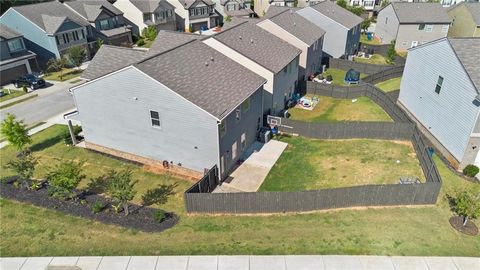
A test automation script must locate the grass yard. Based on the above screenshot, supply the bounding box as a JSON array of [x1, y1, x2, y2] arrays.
[[321, 68, 368, 86], [44, 68, 83, 81], [375, 77, 402, 92], [1, 125, 479, 257], [0, 89, 27, 102], [354, 54, 391, 66], [360, 33, 381, 45], [288, 96, 392, 122], [260, 136, 424, 191]]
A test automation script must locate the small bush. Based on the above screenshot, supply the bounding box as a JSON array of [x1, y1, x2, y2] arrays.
[[153, 209, 167, 223], [326, 75, 333, 82], [136, 39, 145, 46], [132, 34, 140, 43], [29, 181, 41, 191], [46, 161, 85, 200], [91, 201, 105, 214], [22, 86, 28, 93], [63, 125, 82, 145], [463, 164, 479, 177]]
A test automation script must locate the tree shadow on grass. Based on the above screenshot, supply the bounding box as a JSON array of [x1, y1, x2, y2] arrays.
[[30, 132, 64, 152]]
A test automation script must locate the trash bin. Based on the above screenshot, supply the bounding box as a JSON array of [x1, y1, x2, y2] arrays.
[[427, 147, 435, 157], [367, 33, 373, 41]]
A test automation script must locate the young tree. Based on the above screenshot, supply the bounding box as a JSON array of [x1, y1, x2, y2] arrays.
[[141, 183, 177, 207], [67, 46, 86, 69], [6, 151, 37, 189], [47, 161, 85, 200], [96, 38, 104, 50], [336, 0, 348, 8], [361, 18, 372, 34], [106, 169, 138, 216], [453, 190, 480, 226], [142, 25, 157, 41], [1, 114, 31, 152], [225, 15, 232, 22], [386, 40, 396, 64], [46, 56, 67, 81]]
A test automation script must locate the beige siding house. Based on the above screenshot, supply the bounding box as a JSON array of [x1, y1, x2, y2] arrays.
[[447, 2, 480, 37], [376, 2, 451, 51]]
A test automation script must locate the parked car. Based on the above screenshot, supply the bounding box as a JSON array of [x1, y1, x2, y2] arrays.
[[12, 74, 46, 90]]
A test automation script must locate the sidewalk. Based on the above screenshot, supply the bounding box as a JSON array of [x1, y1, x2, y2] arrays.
[[1, 255, 478, 270]]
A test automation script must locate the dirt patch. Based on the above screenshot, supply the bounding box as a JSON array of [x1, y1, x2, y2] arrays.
[[449, 216, 479, 236]]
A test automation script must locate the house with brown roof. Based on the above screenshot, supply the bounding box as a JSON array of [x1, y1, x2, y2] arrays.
[[376, 2, 452, 50]]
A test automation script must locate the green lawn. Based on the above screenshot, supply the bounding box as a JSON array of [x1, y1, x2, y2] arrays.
[[320, 68, 368, 86], [0, 89, 26, 102], [354, 54, 391, 66], [360, 33, 381, 45], [1, 125, 479, 256], [375, 77, 402, 92], [44, 68, 83, 81], [260, 136, 424, 191], [288, 96, 392, 122]]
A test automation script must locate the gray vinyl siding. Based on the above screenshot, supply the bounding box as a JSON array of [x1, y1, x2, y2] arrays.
[[395, 23, 449, 50], [297, 7, 348, 58], [398, 39, 480, 162], [218, 87, 264, 178], [304, 36, 323, 80], [376, 5, 399, 45], [0, 40, 12, 60], [72, 67, 220, 172], [272, 56, 299, 114], [345, 24, 361, 56]]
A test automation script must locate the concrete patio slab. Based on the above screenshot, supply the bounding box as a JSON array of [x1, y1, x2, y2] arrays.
[[97, 256, 130, 270], [217, 256, 249, 270], [452, 257, 480, 270], [20, 257, 53, 270], [391, 256, 429, 270], [323, 255, 363, 270], [359, 256, 395, 270], [127, 256, 158, 270], [0, 257, 27, 270], [249, 255, 286, 270], [285, 255, 324, 270], [49, 257, 79, 266], [74, 257, 102, 270], [155, 256, 189, 270], [187, 256, 218, 270], [424, 256, 461, 270]]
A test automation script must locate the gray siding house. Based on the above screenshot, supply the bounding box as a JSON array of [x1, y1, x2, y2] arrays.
[[69, 34, 266, 180], [258, 6, 325, 81], [0, 24, 38, 85], [297, 1, 362, 59], [398, 37, 480, 170], [166, 0, 220, 32], [376, 3, 451, 50]]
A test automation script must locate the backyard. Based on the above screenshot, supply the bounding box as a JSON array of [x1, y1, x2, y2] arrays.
[[360, 33, 381, 45], [259, 135, 424, 191], [353, 54, 391, 66], [288, 96, 392, 122], [375, 77, 402, 92], [44, 68, 83, 81], [0, 125, 479, 256], [320, 68, 368, 86]]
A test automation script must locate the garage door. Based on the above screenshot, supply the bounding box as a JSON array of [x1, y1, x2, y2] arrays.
[[1, 64, 28, 86], [192, 22, 208, 32]]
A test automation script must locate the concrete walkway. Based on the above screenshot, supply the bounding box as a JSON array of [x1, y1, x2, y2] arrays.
[[1, 256, 478, 270], [214, 140, 288, 193]]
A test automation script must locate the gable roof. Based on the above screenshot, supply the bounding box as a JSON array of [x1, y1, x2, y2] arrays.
[[309, 1, 363, 29], [0, 24, 23, 41], [265, 7, 325, 46], [64, 0, 123, 22], [11, 1, 89, 34], [211, 20, 301, 73], [464, 3, 480, 26], [146, 31, 202, 56], [135, 40, 266, 119], [178, 0, 215, 9], [81, 45, 147, 80], [130, 0, 175, 13], [389, 2, 451, 24], [448, 38, 480, 92]]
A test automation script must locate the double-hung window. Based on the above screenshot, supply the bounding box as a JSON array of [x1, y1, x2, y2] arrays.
[[425, 25, 433, 32], [7, 38, 23, 52], [435, 76, 443, 94], [150, 110, 161, 128]]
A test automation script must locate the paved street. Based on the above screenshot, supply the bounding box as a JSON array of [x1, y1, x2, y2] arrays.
[[1, 256, 479, 270]]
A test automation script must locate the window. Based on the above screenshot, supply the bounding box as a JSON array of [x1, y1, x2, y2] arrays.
[[7, 38, 23, 52], [232, 142, 237, 160], [150, 110, 161, 128], [227, 4, 235, 11], [441, 25, 449, 33], [242, 98, 250, 113], [235, 108, 241, 122], [241, 133, 246, 150], [143, 13, 151, 21], [80, 29, 85, 39], [425, 24, 433, 32], [385, 17, 388, 25], [435, 76, 443, 94], [219, 121, 226, 137], [99, 19, 109, 30], [418, 24, 425, 31]]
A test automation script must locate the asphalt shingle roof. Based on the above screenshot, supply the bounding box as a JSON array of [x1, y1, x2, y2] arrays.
[[81, 45, 147, 80], [178, 0, 215, 9], [0, 24, 23, 41], [448, 38, 480, 92], [130, 0, 175, 12], [146, 31, 202, 56], [135, 40, 266, 119], [211, 20, 301, 73], [11, 1, 90, 34], [390, 2, 451, 24], [310, 1, 363, 29], [266, 8, 325, 46], [64, 0, 123, 22], [464, 3, 480, 26]]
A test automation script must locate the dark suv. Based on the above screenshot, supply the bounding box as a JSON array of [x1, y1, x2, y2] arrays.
[[12, 74, 46, 90]]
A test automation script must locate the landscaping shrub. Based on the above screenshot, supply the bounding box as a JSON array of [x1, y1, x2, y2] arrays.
[[386, 40, 396, 64], [46, 161, 85, 200], [91, 201, 105, 214], [153, 209, 167, 223], [141, 184, 177, 207], [1, 114, 32, 151], [63, 125, 82, 145], [22, 86, 28, 93], [463, 165, 479, 177], [136, 38, 145, 47], [451, 190, 480, 226], [141, 26, 157, 41], [5, 150, 37, 189], [132, 34, 140, 43]]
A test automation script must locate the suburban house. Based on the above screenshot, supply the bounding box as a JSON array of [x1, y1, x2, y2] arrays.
[[113, 0, 176, 35], [68, 34, 266, 180], [63, 0, 133, 46], [0, 24, 39, 85], [398, 37, 480, 170], [258, 6, 325, 81], [347, 0, 376, 11], [440, 0, 479, 7], [166, 0, 220, 32], [0, 1, 93, 65], [253, 0, 295, 16], [297, 1, 362, 59], [203, 19, 301, 116], [211, 0, 254, 18], [447, 2, 480, 37], [375, 2, 451, 50]]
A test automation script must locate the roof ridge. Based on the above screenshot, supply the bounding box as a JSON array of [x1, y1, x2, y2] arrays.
[[136, 39, 199, 65], [212, 20, 249, 35]]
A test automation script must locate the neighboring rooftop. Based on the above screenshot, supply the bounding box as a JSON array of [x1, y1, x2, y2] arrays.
[[146, 31, 202, 56], [10, 1, 90, 34], [309, 1, 363, 29], [389, 2, 451, 24], [448, 38, 480, 92], [459, 2, 480, 26], [211, 20, 301, 73], [0, 24, 22, 41], [63, 0, 123, 22], [178, 0, 215, 9], [265, 8, 326, 46], [81, 45, 146, 80], [130, 0, 174, 12]]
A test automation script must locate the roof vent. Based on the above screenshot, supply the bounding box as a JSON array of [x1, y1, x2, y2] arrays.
[[293, 22, 296, 26], [210, 56, 214, 62], [250, 38, 254, 43], [205, 61, 209, 66], [239, 35, 242, 40]]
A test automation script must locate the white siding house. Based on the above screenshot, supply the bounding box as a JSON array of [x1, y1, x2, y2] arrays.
[[398, 37, 480, 170]]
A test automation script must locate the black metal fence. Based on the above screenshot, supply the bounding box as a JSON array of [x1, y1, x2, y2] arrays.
[[185, 165, 219, 193]]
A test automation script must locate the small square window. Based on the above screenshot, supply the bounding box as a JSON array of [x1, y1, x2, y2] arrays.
[[150, 110, 161, 128], [425, 25, 433, 32], [435, 76, 443, 94], [235, 108, 241, 122], [418, 24, 425, 31]]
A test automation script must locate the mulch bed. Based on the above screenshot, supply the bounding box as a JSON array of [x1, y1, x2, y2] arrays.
[[449, 216, 479, 236], [0, 180, 178, 233]]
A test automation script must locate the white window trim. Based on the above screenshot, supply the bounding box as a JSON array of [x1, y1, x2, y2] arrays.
[[149, 110, 162, 129]]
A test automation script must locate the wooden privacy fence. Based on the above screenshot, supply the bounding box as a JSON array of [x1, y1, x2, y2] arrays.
[[184, 165, 219, 193]]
